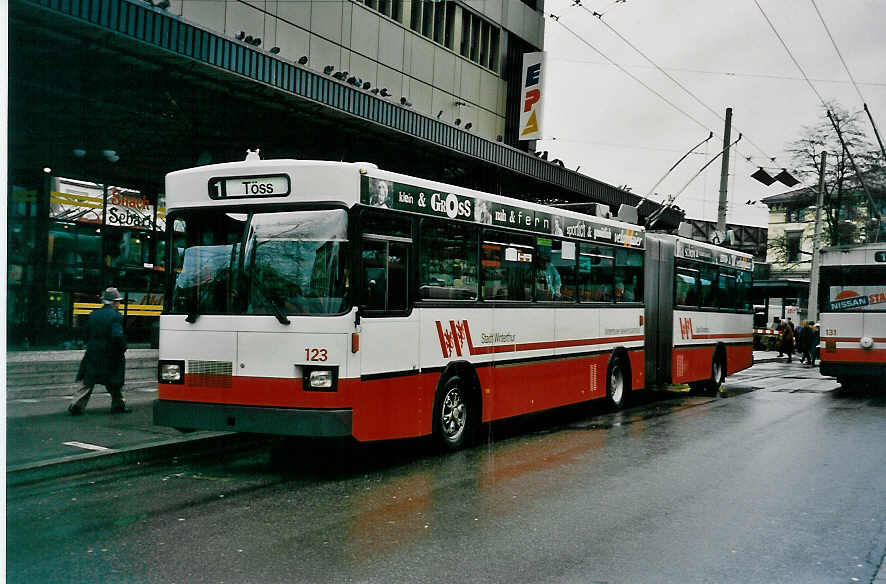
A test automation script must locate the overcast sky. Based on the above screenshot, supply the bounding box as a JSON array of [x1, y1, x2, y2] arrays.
[[537, 0, 886, 228]]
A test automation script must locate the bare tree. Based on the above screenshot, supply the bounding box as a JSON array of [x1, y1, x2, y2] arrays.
[[785, 101, 883, 246]]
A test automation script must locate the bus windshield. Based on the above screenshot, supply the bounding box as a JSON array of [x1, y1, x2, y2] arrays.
[[819, 265, 886, 312], [170, 209, 349, 316]]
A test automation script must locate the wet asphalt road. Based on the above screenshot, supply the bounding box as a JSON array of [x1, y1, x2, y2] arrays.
[[7, 363, 886, 584]]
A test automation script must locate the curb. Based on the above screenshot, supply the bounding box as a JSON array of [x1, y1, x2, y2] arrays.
[[7, 431, 265, 487]]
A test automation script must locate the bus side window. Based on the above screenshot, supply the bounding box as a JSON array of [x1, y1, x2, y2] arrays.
[[699, 265, 717, 308], [481, 230, 534, 301], [718, 269, 737, 309], [614, 249, 643, 302], [362, 243, 388, 311], [361, 239, 409, 312], [675, 267, 699, 306], [578, 244, 614, 302], [387, 242, 408, 311]]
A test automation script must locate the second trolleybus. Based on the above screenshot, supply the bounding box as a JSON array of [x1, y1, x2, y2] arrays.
[[154, 153, 754, 449], [817, 242, 886, 389]]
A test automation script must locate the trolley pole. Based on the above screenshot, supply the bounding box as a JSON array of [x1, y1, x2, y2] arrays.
[[808, 151, 827, 323], [716, 108, 733, 237]]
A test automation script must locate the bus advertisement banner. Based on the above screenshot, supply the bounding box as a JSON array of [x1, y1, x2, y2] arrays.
[[676, 239, 753, 271], [361, 176, 644, 249], [828, 286, 886, 311]]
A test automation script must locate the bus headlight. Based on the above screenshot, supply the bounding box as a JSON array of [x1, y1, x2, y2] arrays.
[[159, 361, 185, 384], [860, 337, 874, 349], [304, 367, 338, 391]]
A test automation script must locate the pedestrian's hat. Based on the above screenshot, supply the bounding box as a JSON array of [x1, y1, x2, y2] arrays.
[[101, 287, 124, 304]]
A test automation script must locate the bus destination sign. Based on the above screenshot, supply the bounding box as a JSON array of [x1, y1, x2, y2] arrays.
[[208, 174, 290, 199], [361, 176, 644, 249]]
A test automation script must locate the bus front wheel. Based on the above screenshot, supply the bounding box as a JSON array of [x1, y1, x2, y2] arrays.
[[434, 375, 474, 451], [690, 353, 724, 396], [606, 355, 630, 409]]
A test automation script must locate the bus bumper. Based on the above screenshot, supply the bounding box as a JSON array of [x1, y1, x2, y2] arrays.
[[820, 362, 886, 381], [153, 400, 353, 437]]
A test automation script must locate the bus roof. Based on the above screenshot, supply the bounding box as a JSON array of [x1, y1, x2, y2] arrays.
[[165, 156, 646, 249], [819, 242, 886, 266], [648, 233, 754, 271]]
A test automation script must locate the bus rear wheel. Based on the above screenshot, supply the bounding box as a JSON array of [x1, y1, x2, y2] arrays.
[[607, 356, 630, 409], [434, 375, 474, 451]]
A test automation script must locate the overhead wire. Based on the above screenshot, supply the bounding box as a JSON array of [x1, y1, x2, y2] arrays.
[[808, 0, 886, 162], [752, 0, 828, 105], [546, 58, 886, 87], [548, 8, 728, 217], [808, 0, 864, 104], [545, 136, 713, 155], [554, 0, 774, 223], [753, 0, 881, 239], [546, 14, 713, 135], [573, 2, 775, 164], [646, 133, 743, 228]]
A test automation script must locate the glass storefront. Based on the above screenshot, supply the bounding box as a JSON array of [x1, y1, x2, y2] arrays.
[[7, 175, 167, 350]]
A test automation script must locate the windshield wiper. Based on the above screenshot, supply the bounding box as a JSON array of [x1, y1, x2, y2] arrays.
[[185, 296, 200, 323], [268, 298, 291, 325]]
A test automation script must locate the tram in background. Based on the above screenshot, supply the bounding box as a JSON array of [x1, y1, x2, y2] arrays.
[[817, 243, 886, 389], [154, 153, 753, 450]]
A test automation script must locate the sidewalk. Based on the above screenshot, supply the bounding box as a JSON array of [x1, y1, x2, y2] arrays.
[[753, 350, 782, 363], [6, 349, 239, 485], [6, 386, 236, 485], [4, 349, 825, 483]]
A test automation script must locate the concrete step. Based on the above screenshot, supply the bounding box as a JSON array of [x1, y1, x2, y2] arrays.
[[5, 349, 159, 399], [8, 379, 159, 401], [6, 365, 158, 388], [6, 356, 157, 375]]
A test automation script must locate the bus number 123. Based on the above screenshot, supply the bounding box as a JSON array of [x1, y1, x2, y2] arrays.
[[305, 348, 328, 362]]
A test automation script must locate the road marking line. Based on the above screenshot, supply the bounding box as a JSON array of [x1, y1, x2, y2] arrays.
[[63, 441, 111, 451]]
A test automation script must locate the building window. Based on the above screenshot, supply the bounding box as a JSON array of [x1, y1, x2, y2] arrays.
[[460, 13, 499, 72], [412, 0, 448, 46], [786, 207, 805, 223], [786, 232, 803, 262], [410, 1, 499, 72], [357, 0, 403, 23]]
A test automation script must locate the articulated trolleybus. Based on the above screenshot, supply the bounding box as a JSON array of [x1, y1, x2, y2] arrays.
[[154, 152, 754, 449], [818, 243, 886, 389]]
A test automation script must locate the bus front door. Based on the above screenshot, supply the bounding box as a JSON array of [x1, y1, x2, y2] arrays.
[[358, 236, 419, 377]]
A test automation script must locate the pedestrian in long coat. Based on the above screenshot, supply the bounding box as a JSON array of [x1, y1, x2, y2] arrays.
[[69, 287, 131, 415], [780, 322, 795, 363], [797, 320, 812, 363]]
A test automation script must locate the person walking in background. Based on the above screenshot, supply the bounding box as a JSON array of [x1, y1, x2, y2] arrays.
[[68, 287, 131, 415], [786, 317, 797, 357], [811, 323, 821, 366], [779, 320, 795, 363], [798, 320, 812, 364], [776, 321, 785, 358]]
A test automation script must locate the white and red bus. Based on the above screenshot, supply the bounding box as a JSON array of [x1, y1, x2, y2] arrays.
[[154, 153, 753, 449], [817, 243, 886, 389]]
